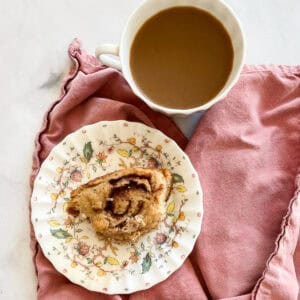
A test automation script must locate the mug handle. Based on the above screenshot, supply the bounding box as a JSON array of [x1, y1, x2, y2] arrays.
[[95, 44, 122, 70]]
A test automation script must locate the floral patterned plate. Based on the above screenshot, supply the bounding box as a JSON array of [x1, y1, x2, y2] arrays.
[[31, 120, 203, 294]]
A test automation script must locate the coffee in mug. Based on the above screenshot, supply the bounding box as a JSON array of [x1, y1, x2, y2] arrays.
[[96, 0, 245, 116], [130, 7, 234, 109]]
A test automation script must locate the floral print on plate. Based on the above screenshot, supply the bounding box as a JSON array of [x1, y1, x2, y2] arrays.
[[31, 121, 203, 294]]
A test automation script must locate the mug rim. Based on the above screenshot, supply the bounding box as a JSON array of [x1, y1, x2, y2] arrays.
[[120, 0, 246, 116]]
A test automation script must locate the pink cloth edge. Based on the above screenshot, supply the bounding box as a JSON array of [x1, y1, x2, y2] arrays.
[[253, 170, 300, 298], [29, 39, 81, 277], [240, 64, 300, 298], [30, 39, 82, 187], [234, 64, 300, 298]]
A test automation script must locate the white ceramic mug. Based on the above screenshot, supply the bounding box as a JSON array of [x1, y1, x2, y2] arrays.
[[96, 0, 245, 116]]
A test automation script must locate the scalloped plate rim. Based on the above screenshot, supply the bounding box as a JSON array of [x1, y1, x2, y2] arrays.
[[31, 120, 203, 294]]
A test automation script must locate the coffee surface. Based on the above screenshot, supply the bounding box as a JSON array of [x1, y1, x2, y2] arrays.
[[130, 7, 234, 109]]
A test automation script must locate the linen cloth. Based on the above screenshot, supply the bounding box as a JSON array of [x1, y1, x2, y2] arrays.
[[30, 39, 300, 299]]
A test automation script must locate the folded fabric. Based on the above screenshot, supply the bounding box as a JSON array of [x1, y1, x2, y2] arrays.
[[30, 39, 300, 299], [186, 64, 300, 299]]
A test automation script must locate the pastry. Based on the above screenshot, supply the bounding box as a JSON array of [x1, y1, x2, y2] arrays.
[[66, 168, 173, 242]]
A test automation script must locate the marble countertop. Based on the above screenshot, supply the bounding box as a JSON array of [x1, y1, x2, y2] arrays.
[[0, 0, 299, 298]]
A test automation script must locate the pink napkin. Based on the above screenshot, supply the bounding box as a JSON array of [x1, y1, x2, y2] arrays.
[[30, 39, 300, 299]]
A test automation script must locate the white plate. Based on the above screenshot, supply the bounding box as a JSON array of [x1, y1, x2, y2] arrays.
[[31, 120, 203, 294]]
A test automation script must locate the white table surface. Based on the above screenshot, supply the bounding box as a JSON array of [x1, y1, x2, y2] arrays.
[[0, 0, 299, 299]]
